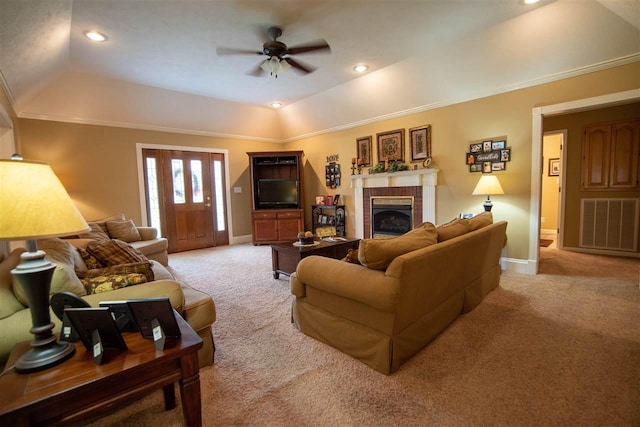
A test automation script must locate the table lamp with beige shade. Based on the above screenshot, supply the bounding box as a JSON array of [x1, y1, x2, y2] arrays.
[[472, 174, 504, 212], [0, 157, 90, 373]]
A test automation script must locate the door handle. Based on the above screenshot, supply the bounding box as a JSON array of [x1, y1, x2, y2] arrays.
[[205, 203, 211, 207]]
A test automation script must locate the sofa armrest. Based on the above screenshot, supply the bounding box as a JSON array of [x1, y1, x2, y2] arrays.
[[293, 255, 400, 313], [136, 226, 158, 241]]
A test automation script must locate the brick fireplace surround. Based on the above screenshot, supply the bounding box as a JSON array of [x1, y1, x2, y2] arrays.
[[350, 169, 439, 239]]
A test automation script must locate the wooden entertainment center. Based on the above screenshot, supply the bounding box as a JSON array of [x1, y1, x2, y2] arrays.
[[248, 151, 305, 245]]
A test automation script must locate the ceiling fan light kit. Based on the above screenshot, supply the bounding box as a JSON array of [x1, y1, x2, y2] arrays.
[[217, 26, 331, 78]]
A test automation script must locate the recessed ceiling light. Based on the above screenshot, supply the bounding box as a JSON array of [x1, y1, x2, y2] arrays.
[[271, 102, 282, 108], [523, 0, 539, 4], [84, 31, 106, 42], [353, 64, 369, 73]]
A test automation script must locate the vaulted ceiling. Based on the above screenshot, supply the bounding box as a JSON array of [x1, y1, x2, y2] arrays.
[[1, 0, 638, 141]]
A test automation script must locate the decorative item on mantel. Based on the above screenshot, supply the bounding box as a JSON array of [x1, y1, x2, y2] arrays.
[[325, 154, 341, 188], [368, 160, 409, 174]]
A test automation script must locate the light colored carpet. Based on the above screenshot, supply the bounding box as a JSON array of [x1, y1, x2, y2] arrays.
[[90, 245, 640, 426]]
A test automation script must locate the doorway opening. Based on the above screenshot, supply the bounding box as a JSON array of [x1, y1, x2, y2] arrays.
[[540, 131, 566, 250], [139, 146, 230, 253]]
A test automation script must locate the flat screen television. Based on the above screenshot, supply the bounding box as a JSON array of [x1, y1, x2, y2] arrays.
[[257, 178, 298, 208]]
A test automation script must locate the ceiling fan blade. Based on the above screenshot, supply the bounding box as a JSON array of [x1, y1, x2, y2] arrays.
[[284, 57, 316, 74], [286, 40, 331, 55], [216, 46, 263, 56]]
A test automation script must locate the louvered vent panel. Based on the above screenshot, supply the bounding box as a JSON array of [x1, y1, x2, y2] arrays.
[[580, 198, 639, 252]]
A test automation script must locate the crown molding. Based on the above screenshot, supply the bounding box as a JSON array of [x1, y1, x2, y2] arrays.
[[17, 112, 284, 143], [0, 68, 17, 111]]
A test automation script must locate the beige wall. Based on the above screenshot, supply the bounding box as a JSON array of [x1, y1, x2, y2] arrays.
[[12, 62, 640, 261], [544, 102, 640, 251], [285, 63, 640, 261], [16, 120, 283, 237]]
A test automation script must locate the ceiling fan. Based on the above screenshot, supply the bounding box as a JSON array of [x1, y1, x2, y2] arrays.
[[216, 26, 331, 78]]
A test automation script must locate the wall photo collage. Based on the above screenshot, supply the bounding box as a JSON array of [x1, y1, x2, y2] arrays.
[[466, 138, 511, 173]]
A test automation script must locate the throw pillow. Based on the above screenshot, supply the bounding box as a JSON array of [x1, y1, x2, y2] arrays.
[[78, 223, 111, 242], [342, 248, 361, 265], [106, 220, 142, 243], [78, 247, 105, 270], [81, 273, 148, 295], [13, 261, 87, 306], [468, 211, 493, 231], [85, 239, 148, 266], [358, 222, 437, 270], [84, 261, 154, 282], [38, 238, 79, 267], [0, 249, 27, 319], [436, 218, 471, 242], [88, 213, 126, 234]]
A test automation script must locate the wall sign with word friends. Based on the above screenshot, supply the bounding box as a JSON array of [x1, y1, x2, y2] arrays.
[[466, 138, 511, 173]]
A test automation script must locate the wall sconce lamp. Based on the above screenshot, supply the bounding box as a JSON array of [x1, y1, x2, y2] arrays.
[[0, 158, 90, 373], [472, 174, 504, 212]]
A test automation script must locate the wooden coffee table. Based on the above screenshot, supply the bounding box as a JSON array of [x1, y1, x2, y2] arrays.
[[271, 238, 360, 279], [0, 312, 203, 427]]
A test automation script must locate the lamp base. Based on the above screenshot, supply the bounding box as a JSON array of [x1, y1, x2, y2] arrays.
[[14, 340, 75, 373], [12, 245, 76, 373], [483, 196, 493, 212]]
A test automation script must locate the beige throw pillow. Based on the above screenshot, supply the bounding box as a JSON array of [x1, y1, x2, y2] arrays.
[[106, 220, 142, 243], [0, 249, 27, 319], [12, 261, 87, 306], [358, 222, 437, 270], [79, 223, 111, 242], [436, 218, 471, 242], [468, 211, 493, 231]]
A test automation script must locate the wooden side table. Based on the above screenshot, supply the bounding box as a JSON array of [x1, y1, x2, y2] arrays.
[[0, 312, 203, 427], [271, 238, 360, 279]]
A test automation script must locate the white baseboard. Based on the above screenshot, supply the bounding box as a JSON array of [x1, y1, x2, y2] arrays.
[[501, 257, 536, 275], [231, 234, 253, 245]]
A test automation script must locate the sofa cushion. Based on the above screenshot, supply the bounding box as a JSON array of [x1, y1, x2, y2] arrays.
[[81, 273, 149, 295], [79, 223, 111, 242], [358, 222, 437, 270], [468, 211, 493, 231], [106, 220, 142, 243], [436, 218, 471, 242], [85, 239, 148, 266], [0, 249, 27, 319]]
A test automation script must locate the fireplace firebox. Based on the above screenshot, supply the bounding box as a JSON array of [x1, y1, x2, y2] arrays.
[[370, 197, 414, 239]]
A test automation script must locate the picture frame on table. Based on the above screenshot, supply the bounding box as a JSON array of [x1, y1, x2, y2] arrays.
[[376, 129, 405, 162], [409, 125, 431, 162], [356, 136, 372, 166]]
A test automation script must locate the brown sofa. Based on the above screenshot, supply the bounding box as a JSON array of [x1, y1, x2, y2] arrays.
[[0, 237, 215, 370], [290, 214, 507, 374]]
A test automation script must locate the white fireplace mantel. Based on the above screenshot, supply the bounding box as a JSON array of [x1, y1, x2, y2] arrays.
[[350, 168, 439, 238]]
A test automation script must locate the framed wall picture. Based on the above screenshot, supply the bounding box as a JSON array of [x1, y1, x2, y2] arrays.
[[376, 129, 405, 162], [409, 125, 431, 162], [356, 136, 372, 166], [549, 158, 560, 176]]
